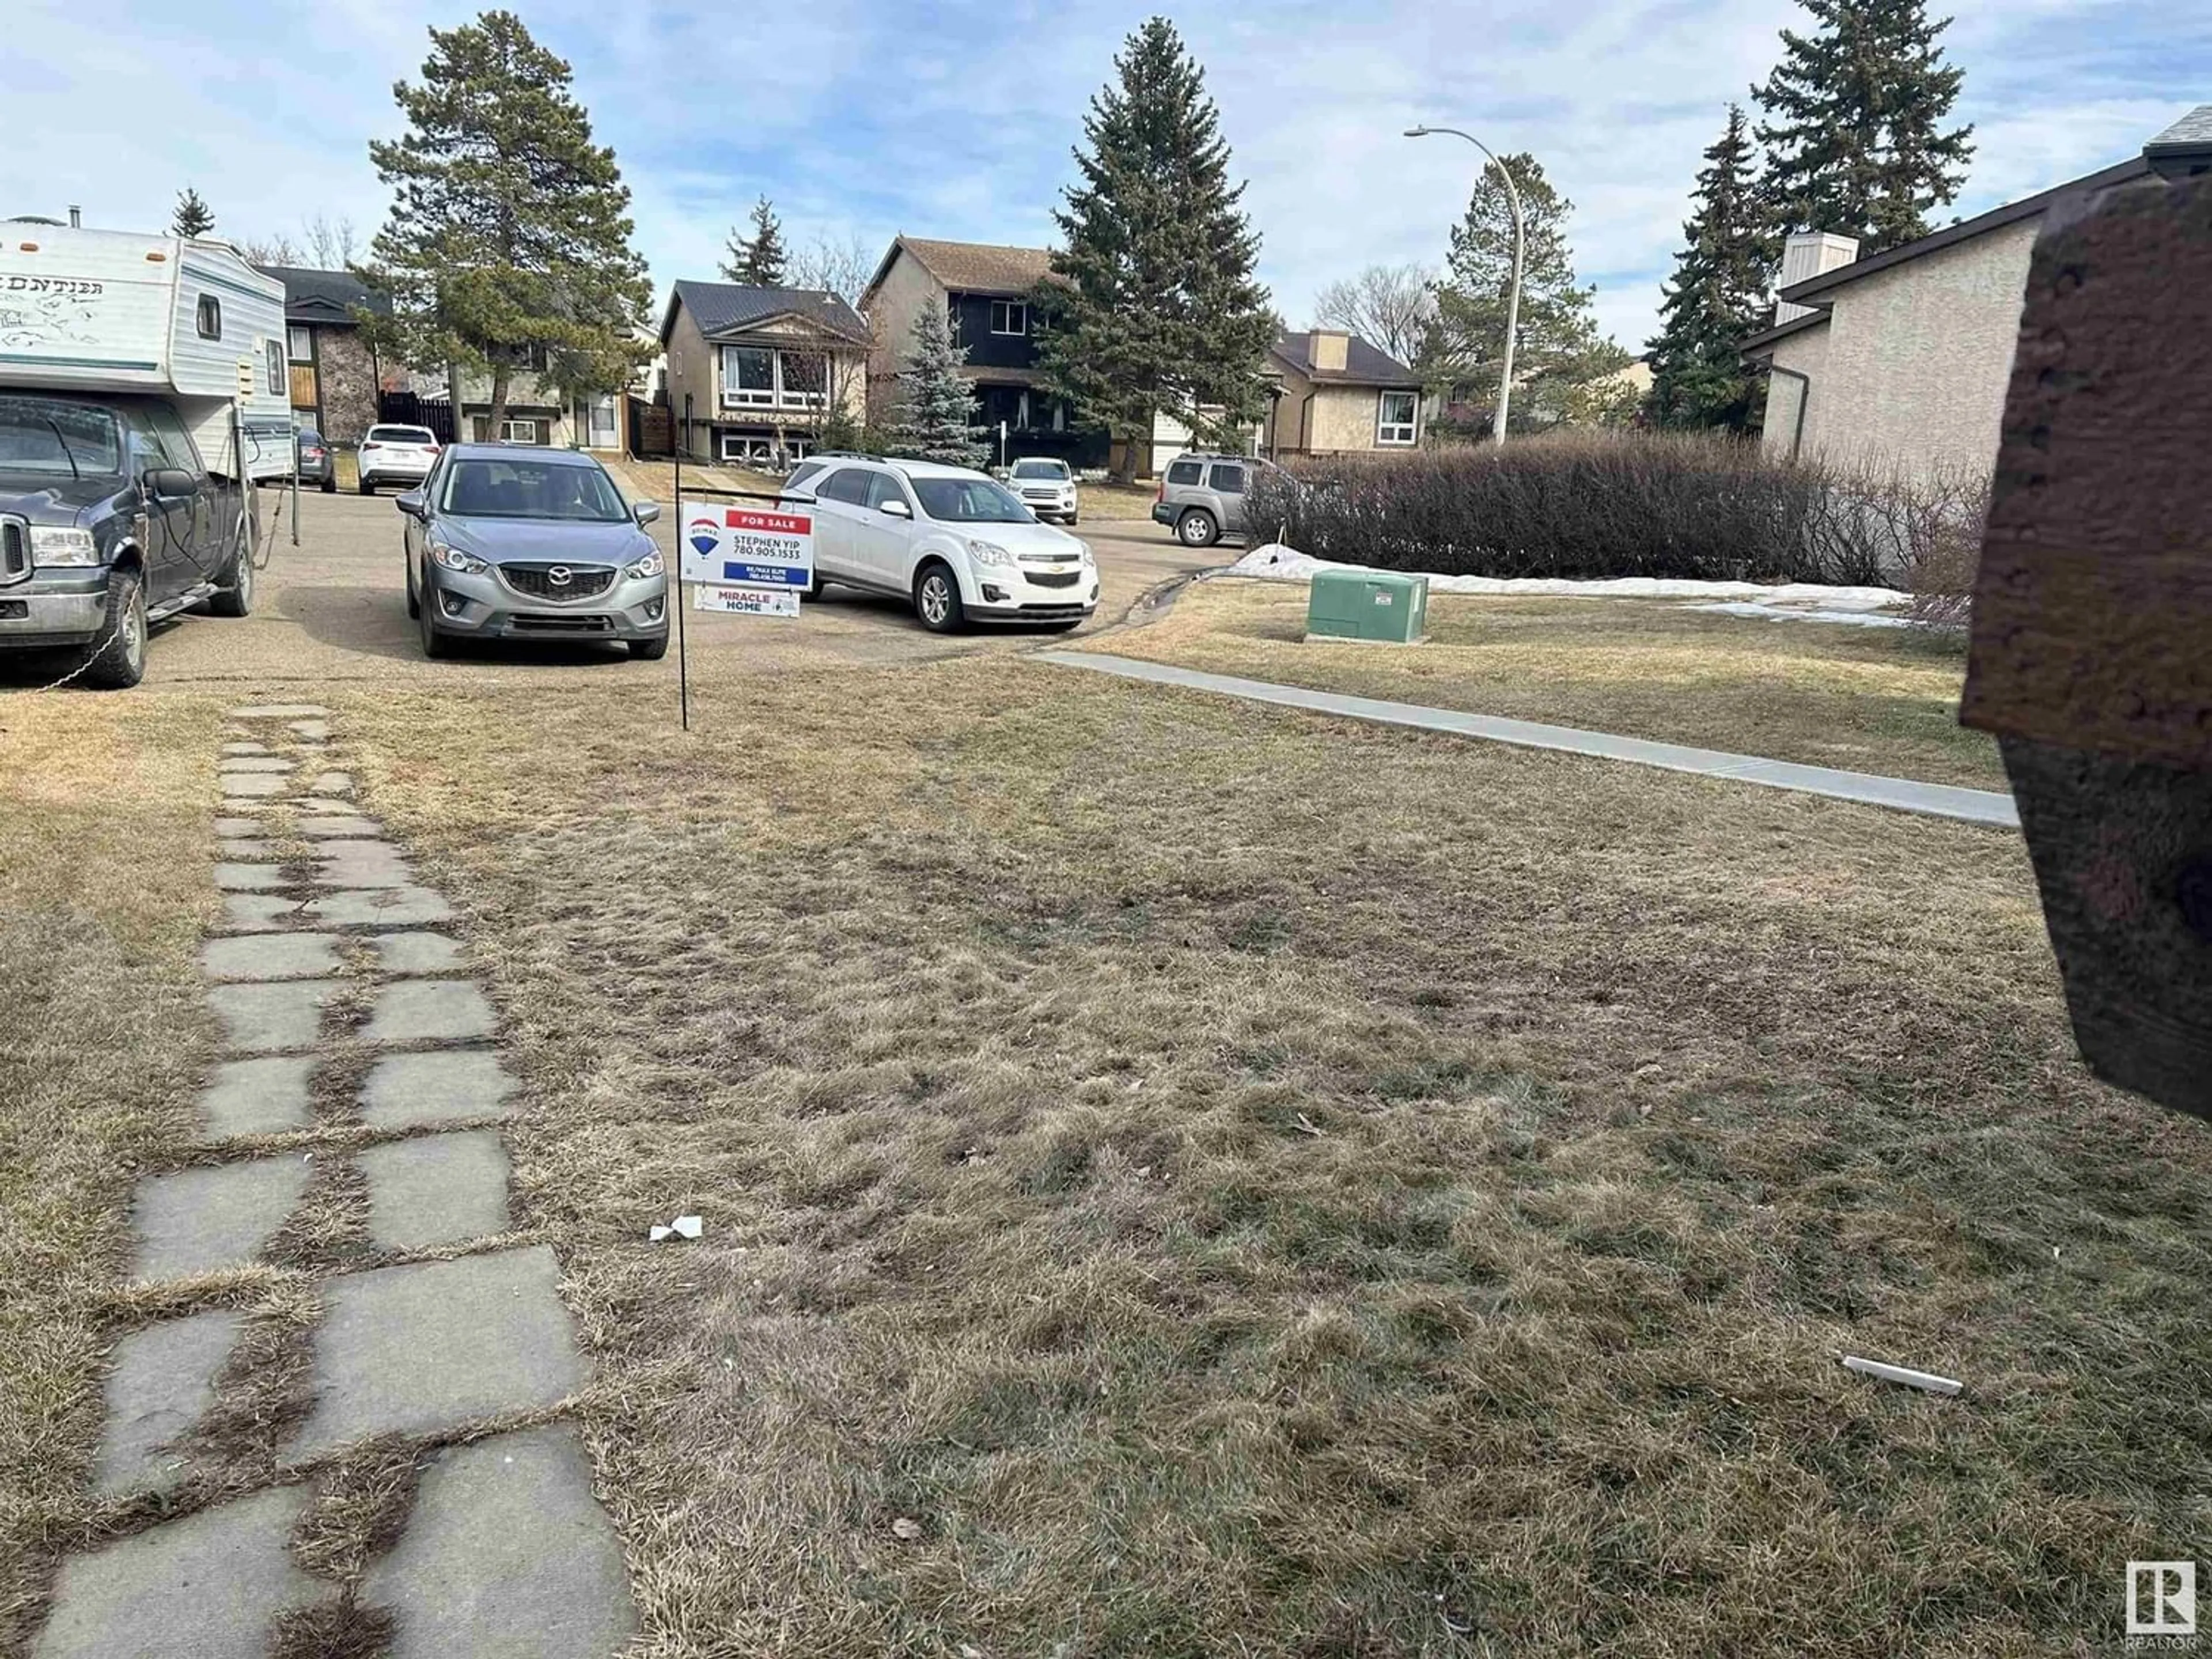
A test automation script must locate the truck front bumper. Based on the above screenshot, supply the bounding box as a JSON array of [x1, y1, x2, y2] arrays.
[[0, 578, 106, 646]]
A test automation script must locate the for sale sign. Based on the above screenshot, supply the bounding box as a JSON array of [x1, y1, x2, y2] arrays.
[[694, 585, 800, 617], [679, 502, 815, 588]]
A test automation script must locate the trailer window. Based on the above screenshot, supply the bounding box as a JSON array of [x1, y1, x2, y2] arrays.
[[266, 340, 283, 397], [0, 399, 123, 476], [196, 296, 221, 340]]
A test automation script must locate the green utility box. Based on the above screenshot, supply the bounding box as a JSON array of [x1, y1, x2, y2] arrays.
[[1305, 569, 1429, 644]]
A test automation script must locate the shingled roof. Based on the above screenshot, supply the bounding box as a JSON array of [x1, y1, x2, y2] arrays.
[[1270, 331, 1421, 387], [256, 266, 389, 325], [864, 236, 1056, 301], [662, 281, 872, 346]]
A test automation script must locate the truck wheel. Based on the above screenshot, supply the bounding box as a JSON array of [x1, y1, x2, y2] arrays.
[[207, 512, 256, 619], [79, 570, 149, 690]]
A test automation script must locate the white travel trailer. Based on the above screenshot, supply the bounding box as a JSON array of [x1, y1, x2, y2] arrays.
[[0, 225, 293, 480]]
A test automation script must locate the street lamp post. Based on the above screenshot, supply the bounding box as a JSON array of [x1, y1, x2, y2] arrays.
[[1407, 124, 1523, 448]]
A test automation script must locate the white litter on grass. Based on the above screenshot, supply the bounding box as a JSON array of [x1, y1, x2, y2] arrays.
[[1229, 544, 1911, 613], [649, 1214, 704, 1243], [1842, 1354, 1962, 1396]]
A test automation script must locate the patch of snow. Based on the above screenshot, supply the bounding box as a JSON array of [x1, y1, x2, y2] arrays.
[[1229, 544, 1910, 612], [1687, 601, 1911, 629]]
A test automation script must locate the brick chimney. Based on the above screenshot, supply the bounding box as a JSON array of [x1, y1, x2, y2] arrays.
[[1773, 231, 1858, 325], [1308, 329, 1349, 373]]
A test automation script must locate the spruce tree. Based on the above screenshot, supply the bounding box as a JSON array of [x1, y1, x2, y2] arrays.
[[358, 10, 653, 434], [1752, 0, 1973, 252], [721, 196, 790, 287], [1646, 105, 1771, 431], [1427, 153, 1630, 433], [1034, 17, 1277, 480], [889, 303, 987, 467], [171, 188, 215, 240]]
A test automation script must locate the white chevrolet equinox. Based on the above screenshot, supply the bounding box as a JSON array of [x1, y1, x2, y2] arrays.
[[785, 456, 1098, 633]]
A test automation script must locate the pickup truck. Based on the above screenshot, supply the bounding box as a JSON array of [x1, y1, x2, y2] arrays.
[[0, 389, 256, 688]]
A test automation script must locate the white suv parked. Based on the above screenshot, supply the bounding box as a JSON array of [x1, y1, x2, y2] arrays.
[[785, 456, 1098, 633]]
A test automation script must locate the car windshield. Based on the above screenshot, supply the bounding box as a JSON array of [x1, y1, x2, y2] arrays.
[[911, 476, 1032, 523], [0, 397, 122, 478], [440, 458, 627, 522], [1011, 460, 1069, 480]]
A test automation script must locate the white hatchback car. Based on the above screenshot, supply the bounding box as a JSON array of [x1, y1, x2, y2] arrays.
[[786, 456, 1097, 633]]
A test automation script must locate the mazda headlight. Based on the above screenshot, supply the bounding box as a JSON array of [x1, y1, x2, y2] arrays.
[[429, 543, 488, 574], [624, 551, 664, 579], [30, 527, 99, 567], [966, 539, 1017, 569]]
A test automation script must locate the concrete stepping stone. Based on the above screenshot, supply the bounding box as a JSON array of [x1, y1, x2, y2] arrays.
[[309, 772, 354, 796], [315, 842, 414, 888], [209, 981, 328, 1053], [200, 933, 343, 983], [93, 1309, 243, 1495], [361, 1050, 518, 1129], [287, 1247, 587, 1459], [131, 1157, 311, 1281], [211, 817, 262, 838], [303, 886, 453, 928], [217, 893, 305, 934], [32, 1485, 328, 1658], [370, 931, 463, 975], [219, 741, 268, 756], [213, 862, 286, 892], [217, 757, 295, 775], [195, 1056, 315, 1141], [358, 1130, 511, 1252], [365, 980, 494, 1046], [230, 703, 327, 717], [219, 774, 287, 800], [287, 719, 329, 741], [293, 797, 359, 815], [215, 839, 279, 861], [297, 816, 381, 838], [361, 1426, 635, 1659]]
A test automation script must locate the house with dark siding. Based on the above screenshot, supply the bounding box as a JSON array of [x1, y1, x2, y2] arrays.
[[256, 266, 396, 448], [860, 236, 1106, 468]]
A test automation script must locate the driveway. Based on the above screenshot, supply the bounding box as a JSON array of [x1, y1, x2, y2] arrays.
[[2, 487, 1218, 696]]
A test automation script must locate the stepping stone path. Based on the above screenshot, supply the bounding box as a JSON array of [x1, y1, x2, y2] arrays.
[[35, 705, 636, 1659]]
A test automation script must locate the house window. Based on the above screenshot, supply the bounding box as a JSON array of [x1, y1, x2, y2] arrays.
[[196, 296, 221, 340], [265, 340, 283, 397], [287, 325, 313, 363], [719, 432, 775, 467], [991, 300, 1027, 336], [1377, 391, 1418, 445], [517, 342, 550, 372], [779, 352, 827, 407], [499, 418, 539, 444], [720, 346, 776, 407]]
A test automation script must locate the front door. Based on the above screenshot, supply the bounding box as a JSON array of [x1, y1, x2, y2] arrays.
[[131, 405, 213, 604], [853, 471, 918, 588]]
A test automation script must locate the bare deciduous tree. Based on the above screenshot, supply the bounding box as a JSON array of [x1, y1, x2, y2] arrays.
[[1312, 263, 1436, 367], [236, 232, 302, 266], [302, 214, 358, 268], [787, 231, 878, 306]]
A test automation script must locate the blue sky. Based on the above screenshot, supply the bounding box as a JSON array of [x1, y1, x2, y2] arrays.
[[6, 0, 2204, 352]]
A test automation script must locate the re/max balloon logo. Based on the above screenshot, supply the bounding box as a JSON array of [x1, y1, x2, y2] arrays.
[[687, 518, 719, 556]]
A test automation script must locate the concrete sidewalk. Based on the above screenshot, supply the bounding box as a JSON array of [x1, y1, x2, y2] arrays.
[[1039, 650, 2018, 829]]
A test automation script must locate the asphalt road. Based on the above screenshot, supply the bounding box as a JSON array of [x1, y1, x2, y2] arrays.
[[2, 487, 1224, 696]]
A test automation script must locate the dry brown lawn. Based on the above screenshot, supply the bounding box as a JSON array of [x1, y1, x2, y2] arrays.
[[0, 692, 222, 1638], [1097, 579, 2003, 791], [309, 655, 2211, 1656], [1078, 479, 1164, 521]]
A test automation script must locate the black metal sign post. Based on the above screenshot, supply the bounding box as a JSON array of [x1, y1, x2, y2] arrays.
[[665, 393, 818, 734]]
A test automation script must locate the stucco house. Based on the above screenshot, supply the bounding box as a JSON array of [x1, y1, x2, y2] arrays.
[[659, 280, 871, 468], [860, 236, 1103, 468], [1262, 331, 1422, 459], [1742, 106, 2212, 482]]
